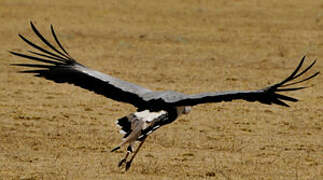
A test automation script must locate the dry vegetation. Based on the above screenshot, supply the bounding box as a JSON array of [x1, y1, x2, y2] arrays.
[[1, 0, 322, 179]]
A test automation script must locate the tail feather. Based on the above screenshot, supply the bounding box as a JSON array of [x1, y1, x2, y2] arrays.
[[115, 115, 134, 139], [110, 146, 120, 152]]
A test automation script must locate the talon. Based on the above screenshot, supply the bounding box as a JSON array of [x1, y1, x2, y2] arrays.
[[125, 161, 132, 171], [118, 159, 126, 167]]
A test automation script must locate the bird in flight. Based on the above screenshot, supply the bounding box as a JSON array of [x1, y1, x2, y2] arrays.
[[10, 22, 319, 171]]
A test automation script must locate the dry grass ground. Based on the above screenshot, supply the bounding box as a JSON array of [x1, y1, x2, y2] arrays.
[[0, 0, 322, 179]]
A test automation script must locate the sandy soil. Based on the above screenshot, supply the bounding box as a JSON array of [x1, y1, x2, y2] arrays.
[[1, 0, 322, 179]]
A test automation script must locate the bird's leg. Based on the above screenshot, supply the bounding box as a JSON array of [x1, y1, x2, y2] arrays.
[[118, 145, 133, 167], [118, 152, 129, 167], [125, 139, 146, 171]]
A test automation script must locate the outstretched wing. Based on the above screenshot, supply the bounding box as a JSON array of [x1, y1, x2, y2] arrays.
[[10, 22, 152, 108], [154, 56, 319, 107]]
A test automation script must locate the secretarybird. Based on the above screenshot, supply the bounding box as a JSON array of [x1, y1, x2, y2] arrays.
[[10, 22, 319, 171]]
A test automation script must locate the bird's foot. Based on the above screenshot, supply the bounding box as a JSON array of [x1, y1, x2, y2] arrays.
[[118, 158, 126, 167], [125, 161, 132, 171]]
